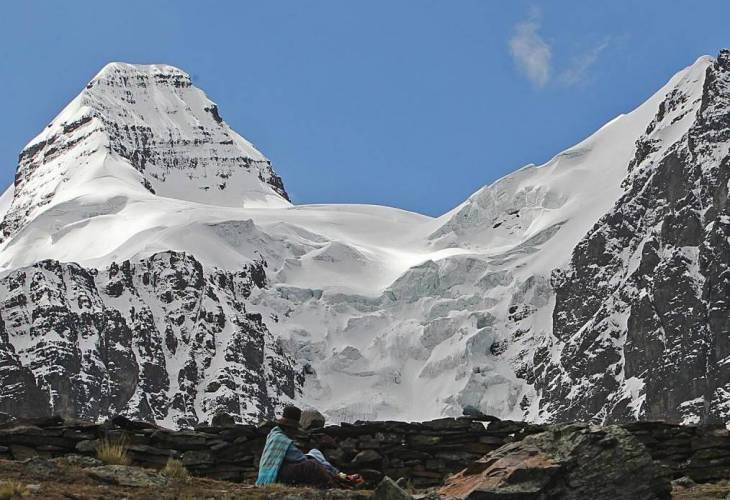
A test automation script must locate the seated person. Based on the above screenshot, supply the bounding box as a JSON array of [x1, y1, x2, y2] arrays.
[[256, 405, 363, 488]]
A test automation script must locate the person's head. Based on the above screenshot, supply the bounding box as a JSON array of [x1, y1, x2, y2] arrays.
[[277, 405, 302, 432]]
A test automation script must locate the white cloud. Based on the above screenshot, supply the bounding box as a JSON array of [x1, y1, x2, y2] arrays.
[[509, 9, 551, 88], [558, 40, 610, 86], [509, 8, 610, 89]]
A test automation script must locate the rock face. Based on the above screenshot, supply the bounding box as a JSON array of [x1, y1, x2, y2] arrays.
[[0, 251, 301, 427], [532, 51, 730, 424], [439, 425, 671, 499]]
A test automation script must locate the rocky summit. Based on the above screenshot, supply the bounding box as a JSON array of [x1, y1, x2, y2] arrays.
[[0, 51, 729, 427]]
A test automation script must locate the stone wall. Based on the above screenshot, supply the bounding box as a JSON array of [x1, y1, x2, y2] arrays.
[[2, 415, 730, 487]]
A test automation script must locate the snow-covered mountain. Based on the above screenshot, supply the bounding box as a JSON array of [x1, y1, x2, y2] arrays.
[[0, 53, 727, 428]]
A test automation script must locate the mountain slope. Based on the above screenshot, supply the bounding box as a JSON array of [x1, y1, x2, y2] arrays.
[[533, 51, 730, 424], [0, 54, 727, 427], [0, 251, 301, 428]]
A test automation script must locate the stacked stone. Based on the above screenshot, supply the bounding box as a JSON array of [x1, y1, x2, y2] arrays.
[[623, 421, 730, 483], [0, 414, 541, 486], [310, 417, 542, 488], [3, 414, 730, 487]]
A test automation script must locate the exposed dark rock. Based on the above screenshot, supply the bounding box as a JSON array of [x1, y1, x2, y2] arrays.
[[0, 251, 301, 427], [532, 49, 730, 425], [111, 415, 158, 431], [439, 425, 671, 499], [300, 409, 326, 430], [211, 413, 236, 427], [352, 449, 383, 466], [23, 457, 63, 479]]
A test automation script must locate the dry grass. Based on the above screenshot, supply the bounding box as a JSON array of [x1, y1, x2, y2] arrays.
[[0, 458, 373, 499], [672, 479, 730, 499], [0, 480, 30, 500], [96, 437, 131, 466], [160, 458, 190, 482]]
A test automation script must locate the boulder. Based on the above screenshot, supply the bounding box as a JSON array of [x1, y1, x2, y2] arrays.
[[461, 406, 500, 422], [300, 409, 326, 430], [23, 457, 62, 479], [374, 476, 413, 500], [211, 413, 236, 427], [439, 424, 671, 500]]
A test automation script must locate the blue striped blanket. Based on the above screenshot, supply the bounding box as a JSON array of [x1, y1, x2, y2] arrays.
[[256, 426, 293, 485]]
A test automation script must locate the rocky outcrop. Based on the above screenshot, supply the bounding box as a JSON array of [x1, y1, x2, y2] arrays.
[[0, 251, 301, 427], [439, 424, 670, 499], [0, 312, 49, 417], [531, 50, 730, 424]]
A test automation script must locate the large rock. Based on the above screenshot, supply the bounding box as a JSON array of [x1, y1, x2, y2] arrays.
[[439, 424, 671, 499], [300, 409, 326, 430], [211, 413, 236, 427], [23, 457, 63, 479], [374, 476, 413, 500]]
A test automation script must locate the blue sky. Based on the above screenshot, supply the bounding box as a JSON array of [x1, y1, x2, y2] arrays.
[[1, 1, 729, 216]]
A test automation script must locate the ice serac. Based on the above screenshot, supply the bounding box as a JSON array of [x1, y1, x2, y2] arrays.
[[0, 62, 289, 244]]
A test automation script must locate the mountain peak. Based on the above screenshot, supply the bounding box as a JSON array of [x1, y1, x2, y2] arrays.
[[0, 61, 289, 243], [94, 61, 190, 77], [86, 62, 195, 95]]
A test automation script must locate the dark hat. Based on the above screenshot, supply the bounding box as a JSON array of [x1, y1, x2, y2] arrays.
[[277, 405, 302, 429]]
